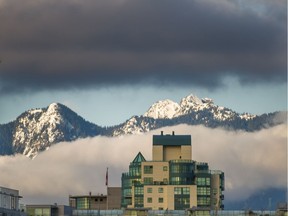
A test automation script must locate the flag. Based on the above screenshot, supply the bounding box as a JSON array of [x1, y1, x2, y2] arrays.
[[105, 167, 108, 186]]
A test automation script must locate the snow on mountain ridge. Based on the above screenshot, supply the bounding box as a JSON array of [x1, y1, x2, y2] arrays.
[[144, 94, 218, 119], [13, 103, 66, 158], [143, 99, 181, 119]]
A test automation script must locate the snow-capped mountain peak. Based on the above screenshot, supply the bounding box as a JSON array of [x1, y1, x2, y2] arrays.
[[10, 102, 102, 158], [144, 99, 181, 119]]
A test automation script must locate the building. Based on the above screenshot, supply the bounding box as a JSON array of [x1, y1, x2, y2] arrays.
[[26, 204, 73, 216], [69, 187, 121, 210], [0, 186, 25, 216], [121, 131, 225, 210], [0, 186, 22, 211]]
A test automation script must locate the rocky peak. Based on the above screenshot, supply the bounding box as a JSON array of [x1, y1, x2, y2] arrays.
[[144, 99, 181, 119]]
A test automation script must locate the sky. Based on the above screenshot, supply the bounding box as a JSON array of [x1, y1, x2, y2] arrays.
[[0, 0, 287, 126], [0, 125, 287, 205], [0, 0, 287, 207]]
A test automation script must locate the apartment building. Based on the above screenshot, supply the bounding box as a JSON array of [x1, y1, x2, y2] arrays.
[[121, 132, 224, 210]]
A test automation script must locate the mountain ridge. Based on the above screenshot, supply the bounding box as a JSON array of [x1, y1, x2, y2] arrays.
[[0, 94, 285, 158]]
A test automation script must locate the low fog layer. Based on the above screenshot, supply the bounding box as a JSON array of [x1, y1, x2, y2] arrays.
[[0, 124, 286, 205]]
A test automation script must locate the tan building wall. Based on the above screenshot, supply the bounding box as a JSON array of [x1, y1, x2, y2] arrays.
[[143, 185, 197, 210], [141, 161, 169, 183], [152, 145, 192, 161], [152, 146, 163, 161], [163, 146, 181, 161], [181, 145, 192, 160]]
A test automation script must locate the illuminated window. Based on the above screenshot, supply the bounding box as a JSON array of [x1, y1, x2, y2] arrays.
[[196, 177, 210, 186]]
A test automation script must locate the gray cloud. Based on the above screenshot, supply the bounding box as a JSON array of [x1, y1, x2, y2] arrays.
[[0, 124, 286, 204], [0, 0, 286, 94]]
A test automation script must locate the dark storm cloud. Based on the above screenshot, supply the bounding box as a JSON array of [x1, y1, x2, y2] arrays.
[[0, 0, 286, 94]]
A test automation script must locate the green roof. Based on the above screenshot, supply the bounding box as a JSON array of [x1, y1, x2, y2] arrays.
[[153, 134, 191, 146], [132, 152, 146, 163]]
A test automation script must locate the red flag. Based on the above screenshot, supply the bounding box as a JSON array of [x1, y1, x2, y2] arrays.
[[105, 167, 108, 186]]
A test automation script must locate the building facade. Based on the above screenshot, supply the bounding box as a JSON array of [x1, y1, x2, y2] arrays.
[[26, 204, 73, 216], [0, 186, 22, 211], [121, 132, 224, 210], [69, 187, 121, 210]]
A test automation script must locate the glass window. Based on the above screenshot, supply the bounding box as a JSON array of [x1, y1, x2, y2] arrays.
[[134, 197, 144, 207], [147, 197, 152, 203], [171, 177, 180, 185], [196, 177, 210, 186], [144, 177, 153, 184], [174, 187, 182, 195], [134, 186, 143, 195], [144, 165, 153, 174], [174, 187, 190, 195], [147, 188, 152, 193], [158, 197, 164, 203], [197, 187, 210, 196], [171, 164, 180, 173], [76, 197, 89, 209], [197, 197, 211, 205], [163, 166, 168, 171], [182, 187, 190, 195], [158, 187, 164, 193]]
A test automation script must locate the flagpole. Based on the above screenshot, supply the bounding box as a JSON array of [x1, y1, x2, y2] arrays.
[[106, 167, 108, 210]]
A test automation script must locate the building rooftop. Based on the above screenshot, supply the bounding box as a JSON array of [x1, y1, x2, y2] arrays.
[[153, 131, 191, 146]]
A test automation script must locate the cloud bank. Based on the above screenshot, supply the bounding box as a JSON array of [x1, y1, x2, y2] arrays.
[[0, 0, 286, 94], [0, 124, 286, 205]]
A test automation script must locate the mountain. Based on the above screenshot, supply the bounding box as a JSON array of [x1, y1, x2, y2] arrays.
[[0, 103, 103, 158], [0, 94, 285, 158], [112, 94, 283, 136]]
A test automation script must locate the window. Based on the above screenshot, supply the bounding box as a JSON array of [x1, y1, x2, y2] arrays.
[[196, 177, 210, 186], [171, 177, 180, 185], [182, 187, 190, 195], [134, 186, 143, 195], [197, 187, 210, 196], [174, 187, 190, 195], [144, 177, 153, 185], [163, 166, 168, 171], [197, 197, 210, 205], [158, 197, 164, 203], [158, 187, 164, 193], [144, 165, 153, 174], [147, 188, 152, 193], [76, 197, 89, 209], [134, 197, 144, 207], [163, 178, 168, 184], [174, 187, 182, 195], [147, 197, 152, 203]]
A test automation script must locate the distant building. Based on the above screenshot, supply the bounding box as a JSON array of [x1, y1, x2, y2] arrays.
[[0, 186, 22, 211], [26, 204, 72, 216], [69, 187, 121, 210], [121, 131, 225, 210], [0, 186, 25, 216]]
